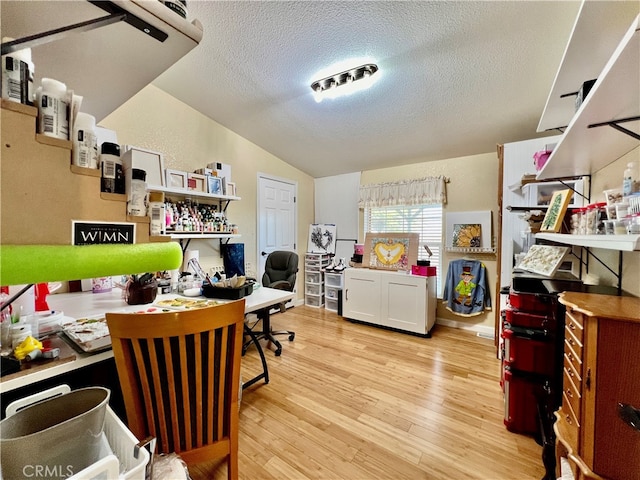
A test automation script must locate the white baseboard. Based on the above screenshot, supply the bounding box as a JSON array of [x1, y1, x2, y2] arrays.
[[435, 317, 495, 339]]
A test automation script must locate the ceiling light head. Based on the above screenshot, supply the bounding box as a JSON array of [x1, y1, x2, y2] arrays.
[[311, 63, 379, 102]]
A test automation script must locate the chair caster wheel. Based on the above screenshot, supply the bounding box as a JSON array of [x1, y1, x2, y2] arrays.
[[288, 333, 295, 341], [275, 348, 282, 356]]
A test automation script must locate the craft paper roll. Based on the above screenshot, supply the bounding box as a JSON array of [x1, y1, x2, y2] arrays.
[[1, 243, 183, 286]]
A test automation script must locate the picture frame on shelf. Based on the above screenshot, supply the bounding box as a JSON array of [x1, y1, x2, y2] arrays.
[[207, 175, 223, 195], [225, 181, 236, 197], [187, 173, 207, 192], [121, 145, 166, 187], [165, 169, 187, 189], [540, 189, 572, 233], [518, 245, 569, 277]]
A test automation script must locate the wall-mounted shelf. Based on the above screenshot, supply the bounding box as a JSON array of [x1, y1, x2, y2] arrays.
[[149, 185, 240, 203], [537, 13, 640, 180], [536, 232, 640, 295], [537, 2, 639, 133], [536, 233, 640, 252], [0, 0, 203, 122], [445, 247, 496, 254]]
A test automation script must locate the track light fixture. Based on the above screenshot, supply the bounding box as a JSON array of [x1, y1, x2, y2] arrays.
[[311, 63, 379, 102]]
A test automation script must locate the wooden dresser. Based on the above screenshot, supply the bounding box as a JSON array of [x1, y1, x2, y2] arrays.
[[555, 292, 640, 480]]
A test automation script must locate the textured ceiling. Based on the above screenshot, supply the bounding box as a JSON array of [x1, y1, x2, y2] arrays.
[[152, 1, 593, 178]]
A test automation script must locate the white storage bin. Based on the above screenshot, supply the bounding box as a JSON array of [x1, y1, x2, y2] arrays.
[[305, 283, 323, 296], [305, 294, 324, 308], [4, 386, 149, 480], [325, 286, 339, 299], [306, 271, 321, 284], [325, 272, 343, 288], [325, 297, 338, 312]]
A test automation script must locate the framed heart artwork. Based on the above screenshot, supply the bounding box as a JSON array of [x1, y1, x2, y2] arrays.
[[362, 232, 419, 271]]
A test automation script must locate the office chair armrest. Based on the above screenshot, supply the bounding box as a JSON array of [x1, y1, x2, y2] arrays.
[[269, 280, 292, 291]]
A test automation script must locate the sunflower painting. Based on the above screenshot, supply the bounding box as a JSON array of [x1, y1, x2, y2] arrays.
[[452, 224, 482, 248]]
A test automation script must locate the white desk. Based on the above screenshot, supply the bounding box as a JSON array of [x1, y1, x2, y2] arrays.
[[0, 286, 294, 394]]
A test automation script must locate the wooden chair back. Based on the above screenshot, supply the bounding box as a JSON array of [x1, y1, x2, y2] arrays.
[[106, 300, 245, 478]]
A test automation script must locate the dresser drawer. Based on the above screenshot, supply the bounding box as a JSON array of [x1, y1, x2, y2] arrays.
[[564, 324, 583, 360], [563, 366, 582, 419], [565, 309, 584, 342], [564, 338, 583, 376], [563, 352, 582, 386], [558, 403, 579, 450]]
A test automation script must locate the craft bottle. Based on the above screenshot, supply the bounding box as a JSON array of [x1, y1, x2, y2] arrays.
[[100, 142, 124, 194], [37, 78, 69, 139], [127, 168, 148, 216], [148, 192, 166, 236], [623, 162, 636, 197], [1, 38, 34, 105], [72, 112, 98, 169]]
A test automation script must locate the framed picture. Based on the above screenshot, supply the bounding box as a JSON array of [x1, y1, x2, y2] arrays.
[[165, 169, 187, 189], [445, 211, 492, 252], [518, 245, 569, 277], [540, 189, 572, 232], [187, 173, 207, 192], [308, 224, 337, 254], [362, 232, 419, 271], [121, 145, 166, 187], [207, 175, 223, 195], [225, 181, 236, 197]]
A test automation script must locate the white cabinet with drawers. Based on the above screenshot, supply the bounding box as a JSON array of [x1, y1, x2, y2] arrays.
[[343, 268, 436, 336]]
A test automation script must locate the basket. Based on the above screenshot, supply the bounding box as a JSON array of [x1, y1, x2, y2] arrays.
[[3, 386, 149, 480], [70, 407, 149, 480]]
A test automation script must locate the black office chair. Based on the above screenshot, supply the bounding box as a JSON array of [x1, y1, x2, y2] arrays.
[[244, 251, 298, 356]]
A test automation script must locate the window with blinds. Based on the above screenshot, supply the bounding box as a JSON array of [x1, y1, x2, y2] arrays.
[[364, 204, 443, 296]]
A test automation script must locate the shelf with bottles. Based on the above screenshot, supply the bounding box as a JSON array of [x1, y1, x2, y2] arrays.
[[148, 185, 240, 203], [536, 232, 640, 252]]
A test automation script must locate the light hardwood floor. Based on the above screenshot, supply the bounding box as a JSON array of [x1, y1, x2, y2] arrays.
[[189, 305, 545, 480]]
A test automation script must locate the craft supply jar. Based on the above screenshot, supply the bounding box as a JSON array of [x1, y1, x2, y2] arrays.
[[37, 78, 69, 140]]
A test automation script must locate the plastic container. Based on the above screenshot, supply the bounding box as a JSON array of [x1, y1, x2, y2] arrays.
[[613, 218, 629, 235], [604, 187, 623, 205], [3, 386, 148, 480], [37, 78, 69, 139], [72, 112, 98, 169], [127, 168, 148, 216], [100, 142, 124, 194], [1, 38, 34, 105], [623, 162, 636, 197], [0, 387, 110, 480], [149, 191, 166, 236]]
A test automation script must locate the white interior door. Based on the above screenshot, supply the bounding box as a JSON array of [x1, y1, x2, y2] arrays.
[[257, 174, 297, 283]]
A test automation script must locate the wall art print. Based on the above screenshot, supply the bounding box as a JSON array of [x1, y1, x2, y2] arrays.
[[452, 223, 482, 248], [362, 232, 419, 271], [540, 189, 572, 233], [308, 224, 337, 254]]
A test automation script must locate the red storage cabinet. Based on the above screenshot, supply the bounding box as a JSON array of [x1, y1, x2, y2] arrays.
[[503, 364, 545, 435], [501, 322, 555, 377]]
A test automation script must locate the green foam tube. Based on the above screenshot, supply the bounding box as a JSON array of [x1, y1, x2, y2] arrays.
[[0, 243, 183, 286]]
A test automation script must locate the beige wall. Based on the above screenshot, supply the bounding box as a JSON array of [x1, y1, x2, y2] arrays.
[[100, 85, 314, 304], [361, 152, 500, 330], [100, 84, 638, 320]]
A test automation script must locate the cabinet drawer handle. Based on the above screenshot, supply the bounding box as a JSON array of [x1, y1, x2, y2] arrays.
[[567, 352, 574, 361], [566, 388, 573, 398], [568, 337, 575, 346], [565, 414, 572, 425], [568, 369, 574, 377], [568, 322, 576, 330]]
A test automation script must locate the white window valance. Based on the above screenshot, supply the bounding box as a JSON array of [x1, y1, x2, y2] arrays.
[[358, 176, 447, 208]]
